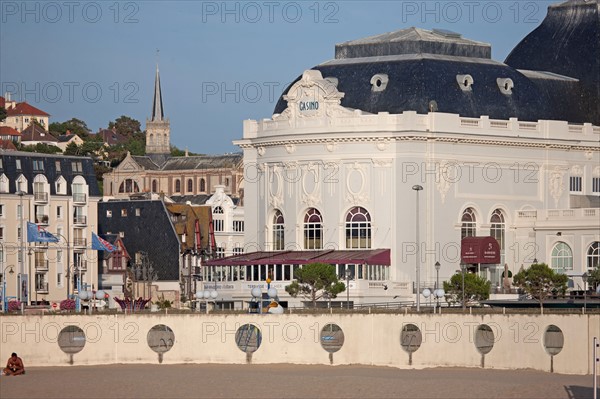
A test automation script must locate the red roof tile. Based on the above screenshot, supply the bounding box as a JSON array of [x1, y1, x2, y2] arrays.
[[0, 126, 21, 136], [6, 101, 49, 116], [0, 140, 17, 150], [0, 97, 5, 108]]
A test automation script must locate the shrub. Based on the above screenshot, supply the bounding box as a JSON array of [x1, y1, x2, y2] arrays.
[[7, 300, 22, 312], [60, 299, 76, 311]]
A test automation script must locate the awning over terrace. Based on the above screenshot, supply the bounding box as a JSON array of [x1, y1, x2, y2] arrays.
[[204, 249, 391, 267]]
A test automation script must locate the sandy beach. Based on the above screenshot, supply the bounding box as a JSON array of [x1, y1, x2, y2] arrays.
[[0, 364, 596, 399]]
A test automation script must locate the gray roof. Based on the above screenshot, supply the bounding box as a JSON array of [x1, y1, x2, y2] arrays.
[[131, 156, 160, 170], [336, 27, 491, 59], [161, 154, 242, 171]]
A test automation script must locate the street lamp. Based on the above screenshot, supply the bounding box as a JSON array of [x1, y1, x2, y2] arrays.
[[196, 289, 218, 314], [16, 190, 25, 304], [582, 272, 588, 314], [345, 268, 352, 310], [412, 185, 423, 312], [435, 261, 441, 308], [460, 263, 467, 311], [2, 265, 15, 313]]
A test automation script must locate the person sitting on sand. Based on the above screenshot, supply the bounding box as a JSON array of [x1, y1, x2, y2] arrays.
[[4, 353, 25, 376]]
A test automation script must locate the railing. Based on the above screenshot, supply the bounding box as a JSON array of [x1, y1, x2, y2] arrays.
[[34, 192, 48, 202], [73, 193, 87, 203], [35, 259, 49, 270], [35, 282, 49, 293], [73, 215, 87, 225], [73, 237, 87, 247], [35, 215, 49, 224]]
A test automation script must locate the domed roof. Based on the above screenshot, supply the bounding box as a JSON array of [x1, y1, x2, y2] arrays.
[[505, 0, 599, 124], [274, 17, 595, 124]]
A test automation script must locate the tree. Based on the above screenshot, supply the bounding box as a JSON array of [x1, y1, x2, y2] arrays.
[[18, 143, 62, 154], [49, 118, 90, 138], [513, 263, 568, 309], [443, 272, 491, 306], [585, 266, 600, 292], [108, 115, 142, 137], [63, 142, 80, 156], [285, 263, 346, 307], [0, 107, 6, 123]]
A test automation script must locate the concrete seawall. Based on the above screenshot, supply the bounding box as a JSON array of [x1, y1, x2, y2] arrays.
[[1, 313, 598, 375]]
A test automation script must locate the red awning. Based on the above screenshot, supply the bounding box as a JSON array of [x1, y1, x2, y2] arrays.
[[461, 237, 500, 264], [204, 249, 391, 267]]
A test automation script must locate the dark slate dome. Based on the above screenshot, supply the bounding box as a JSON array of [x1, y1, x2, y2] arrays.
[[505, 0, 600, 125], [274, 17, 595, 125]]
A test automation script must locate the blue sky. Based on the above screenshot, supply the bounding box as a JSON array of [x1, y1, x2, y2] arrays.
[[1, 1, 554, 154]]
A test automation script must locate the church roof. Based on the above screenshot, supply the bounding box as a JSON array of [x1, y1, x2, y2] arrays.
[[161, 153, 243, 171], [151, 65, 164, 122], [131, 155, 160, 170]]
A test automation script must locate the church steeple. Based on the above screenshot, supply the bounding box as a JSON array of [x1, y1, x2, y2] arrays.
[[151, 64, 164, 122], [145, 59, 171, 161]]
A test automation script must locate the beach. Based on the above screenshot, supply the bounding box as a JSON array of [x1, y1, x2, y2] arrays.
[[0, 364, 596, 399]]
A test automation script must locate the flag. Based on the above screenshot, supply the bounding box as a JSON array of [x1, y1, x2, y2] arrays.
[[92, 232, 116, 252], [27, 222, 59, 243]]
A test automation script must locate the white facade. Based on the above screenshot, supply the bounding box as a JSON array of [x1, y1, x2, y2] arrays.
[[233, 70, 599, 302], [206, 185, 245, 258]]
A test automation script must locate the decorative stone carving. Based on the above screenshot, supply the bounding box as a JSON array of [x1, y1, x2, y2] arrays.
[[376, 139, 390, 151], [285, 144, 296, 154], [257, 146, 266, 156], [549, 168, 565, 207], [325, 142, 337, 153]]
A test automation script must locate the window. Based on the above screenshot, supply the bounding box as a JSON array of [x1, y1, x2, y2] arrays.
[[119, 179, 139, 193], [233, 221, 244, 232], [551, 242, 573, 273], [55, 161, 61, 172], [71, 161, 83, 173], [106, 210, 112, 218], [233, 247, 244, 255], [345, 207, 371, 249], [213, 206, 223, 214], [57, 250, 63, 262], [0, 204, 3, 217], [216, 246, 225, 258], [214, 219, 224, 232], [187, 179, 193, 192], [119, 231, 125, 238], [587, 242, 599, 271], [152, 180, 158, 193], [0, 174, 7, 193], [0, 159, 2, 169], [175, 179, 181, 193], [593, 177, 600, 193], [17, 226, 21, 241], [489, 209, 505, 261], [135, 208, 141, 217], [570, 176, 582, 192], [15, 159, 21, 170], [0, 226, 3, 240], [33, 159, 44, 171], [225, 178, 230, 186], [272, 210, 285, 251], [121, 209, 127, 217], [57, 206, 62, 219], [200, 178, 206, 192], [304, 208, 323, 250], [461, 208, 477, 240]]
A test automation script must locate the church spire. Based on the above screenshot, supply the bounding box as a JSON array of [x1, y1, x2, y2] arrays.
[[151, 63, 164, 122]]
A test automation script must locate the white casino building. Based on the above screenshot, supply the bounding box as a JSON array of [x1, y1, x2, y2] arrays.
[[204, 0, 600, 307]]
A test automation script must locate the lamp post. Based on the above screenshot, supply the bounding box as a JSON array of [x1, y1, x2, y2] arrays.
[[435, 261, 441, 308], [196, 289, 218, 314], [16, 190, 25, 304], [2, 265, 15, 313], [345, 268, 352, 310], [412, 185, 423, 312], [582, 272, 588, 314], [460, 263, 467, 311]]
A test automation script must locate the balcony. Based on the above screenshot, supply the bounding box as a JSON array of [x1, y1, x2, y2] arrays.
[[73, 193, 87, 203], [73, 237, 87, 247], [35, 214, 49, 225], [35, 259, 49, 270], [35, 282, 49, 293], [73, 215, 87, 225], [34, 192, 48, 203]]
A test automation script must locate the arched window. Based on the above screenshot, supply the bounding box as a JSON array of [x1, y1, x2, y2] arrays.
[[200, 178, 206, 192], [187, 179, 193, 193], [119, 179, 139, 194], [213, 206, 224, 214], [490, 209, 505, 261], [461, 207, 476, 240], [152, 180, 158, 193], [273, 210, 285, 251], [346, 207, 371, 249], [304, 208, 323, 250], [587, 242, 600, 271], [551, 242, 573, 273], [213, 206, 224, 232], [0, 174, 8, 193], [174, 179, 181, 193]]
